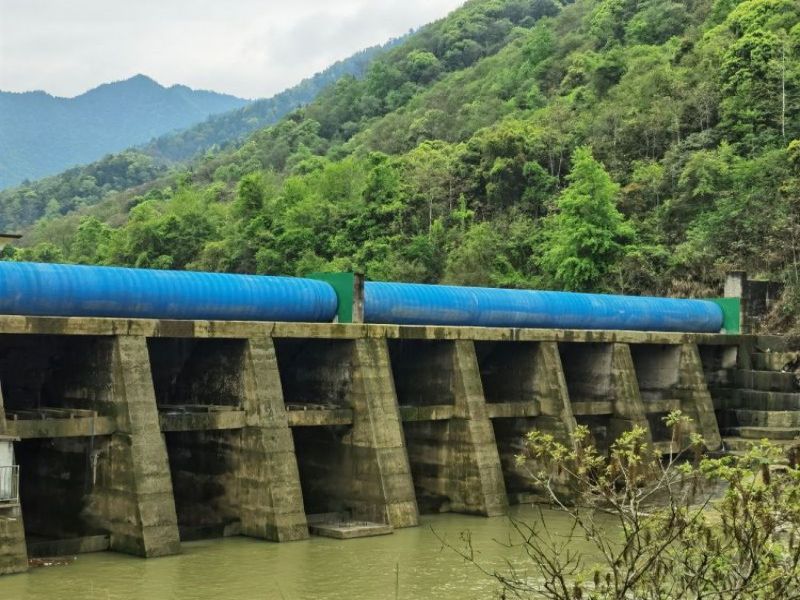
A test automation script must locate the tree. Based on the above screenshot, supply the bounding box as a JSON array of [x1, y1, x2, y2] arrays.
[[538, 147, 633, 291], [234, 172, 267, 220], [404, 50, 443, 84], [68, 217, 112, 264], [446, 413, 800, 599]]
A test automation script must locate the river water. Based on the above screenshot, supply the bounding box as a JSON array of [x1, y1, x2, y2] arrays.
[[0, 506, 596, 600]]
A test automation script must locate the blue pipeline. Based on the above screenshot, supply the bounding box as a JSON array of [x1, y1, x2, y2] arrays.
[[363, 282, 723, 333], [0, 262, 338, 322], [0, 262, 723, 332]]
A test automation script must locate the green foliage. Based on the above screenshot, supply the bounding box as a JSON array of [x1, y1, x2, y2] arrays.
[[539, 147, 632, 291], [462, 413, 800, 599], [5, 0, 800, 327]]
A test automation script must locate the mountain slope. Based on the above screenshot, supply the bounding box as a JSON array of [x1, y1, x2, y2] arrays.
[[11, 0, 800, 332], [0, 75, 248, 188], [0, 39, 399, 230], [143, 41, 403, 164]]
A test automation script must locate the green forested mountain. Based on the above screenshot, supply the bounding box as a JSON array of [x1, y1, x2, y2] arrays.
[[10, 0, 800, 325], [0, 40, 399, 231], [141, 41, 404, 164], [0, 75, 248, 189]]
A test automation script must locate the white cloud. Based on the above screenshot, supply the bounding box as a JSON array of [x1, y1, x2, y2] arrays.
[[0, 0, 465, 99]]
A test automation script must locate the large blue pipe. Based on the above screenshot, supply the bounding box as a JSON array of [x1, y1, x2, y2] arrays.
[[363, 282, 723, 333], [0, 262, 338, 322]]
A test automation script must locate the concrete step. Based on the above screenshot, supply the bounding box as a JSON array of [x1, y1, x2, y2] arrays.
[[705, 369, 733, 387], [715, 389, 800, 411], [734, 369, 798, 393], [722, 436, 800, 453], [751, 352, 800, 372], [725, 426, 800, 441], [727, 409, 800, 428]]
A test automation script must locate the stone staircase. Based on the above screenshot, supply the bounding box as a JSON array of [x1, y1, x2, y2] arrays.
[[714, 350, 800, 452]]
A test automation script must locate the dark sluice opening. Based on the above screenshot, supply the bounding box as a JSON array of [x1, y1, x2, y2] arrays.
[[273, 338, 355, 410], [290, 425, 370, 519], [402, 420, 452, 513], [558, 343, 614, 453], [475, 341, 541, 502], [163, 430, 239, 540], [147, 338, 248, 408], [698, 344, 739, 430], [388, 339, 455, 406], [0, 334, 112, 413], [490, 417, 539, 503], [387, 340, 455, 512], [474, 341, 538, 404], [630, 344, 682, 442], [16, 437, 109, 551]]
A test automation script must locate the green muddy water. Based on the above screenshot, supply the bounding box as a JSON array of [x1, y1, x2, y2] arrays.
[[0, 506, 597, 600]]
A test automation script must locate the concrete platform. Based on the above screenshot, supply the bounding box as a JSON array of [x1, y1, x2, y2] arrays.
[[286, 408, 354, 427], [309, 521, 393, 539]]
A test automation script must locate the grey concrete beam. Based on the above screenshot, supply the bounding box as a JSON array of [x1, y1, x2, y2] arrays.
[[90, 335, 181, 558], [236, 337, 309, 542]]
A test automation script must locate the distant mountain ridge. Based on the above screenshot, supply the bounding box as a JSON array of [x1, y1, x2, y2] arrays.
[[140, 40, 404, 163], [0, 75, 249, 188], [0, 38, 402, 231]]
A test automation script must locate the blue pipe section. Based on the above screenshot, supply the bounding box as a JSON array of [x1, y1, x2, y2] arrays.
[[0, 262, 338, 322], [363, 282, 723, 333]]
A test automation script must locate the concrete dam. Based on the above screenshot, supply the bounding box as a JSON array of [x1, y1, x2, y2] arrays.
[[0, 263, 782, 575]]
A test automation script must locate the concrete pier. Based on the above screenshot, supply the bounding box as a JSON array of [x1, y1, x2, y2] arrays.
[[0, 316, 736, 575]]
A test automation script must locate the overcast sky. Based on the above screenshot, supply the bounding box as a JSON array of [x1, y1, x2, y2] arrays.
[[0, 0, 465, 99]]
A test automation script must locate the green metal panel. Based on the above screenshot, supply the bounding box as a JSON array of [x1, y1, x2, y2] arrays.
[[710, 298, 741, 333], [308, 272, 355, 323]]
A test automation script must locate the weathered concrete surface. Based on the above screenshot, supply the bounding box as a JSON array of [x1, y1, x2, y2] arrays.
[[0, 388, 21, 575], [309, 521, 393, 539], [446, 341, 507, 516], [6, 416, 116, 439], [159, 410, 246, 432], [0, 313, 771, 577], [26, 534, 109, 558], [236, 337, 308, 542], [488, 342, 576, 503], [347, 338, 419, 528], [0, 508, 27, 575], [89, 336, 181, 557], [733, 370, 797, 393], [676, 344, 722, 450], [398, 340, 506, 516], [0, 314, 739, 345], [287, 409, 354, 427]]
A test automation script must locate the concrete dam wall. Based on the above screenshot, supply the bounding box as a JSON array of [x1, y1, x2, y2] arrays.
[[0, 315, 747, 575]]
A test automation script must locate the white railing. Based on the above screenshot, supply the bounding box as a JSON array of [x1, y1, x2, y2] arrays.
[[0, 465, 19, 504]]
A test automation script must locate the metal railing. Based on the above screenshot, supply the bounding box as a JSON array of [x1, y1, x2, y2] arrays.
[[0, 465, 19, 505]]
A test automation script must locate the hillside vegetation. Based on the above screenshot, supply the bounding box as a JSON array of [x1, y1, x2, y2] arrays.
[[10, 0, 800, 323], [0, 75, 247, 189]]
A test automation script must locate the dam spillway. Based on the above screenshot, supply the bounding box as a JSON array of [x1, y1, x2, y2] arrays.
[[0, 311, 747, 576], [0, 263, 752, 576]]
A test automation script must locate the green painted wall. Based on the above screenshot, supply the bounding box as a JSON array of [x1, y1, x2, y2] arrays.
[[710, 298, 741, 333], [308, 272, 355, 323]]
